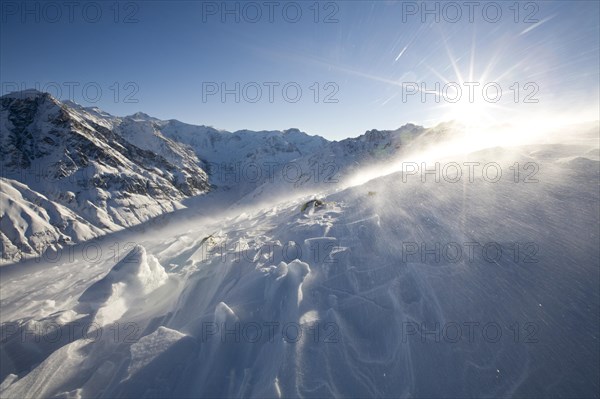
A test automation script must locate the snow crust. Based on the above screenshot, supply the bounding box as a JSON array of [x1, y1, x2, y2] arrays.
[[0, 93, 598, 397]]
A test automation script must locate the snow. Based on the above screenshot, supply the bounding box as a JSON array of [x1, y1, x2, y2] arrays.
[[77, 245, 170, 327], [127, 326, 187, 378], [0, 178, 104, 260], [0, 92, 598, 397], [0, 93, 427, 264], [0, 93, 211, 263]]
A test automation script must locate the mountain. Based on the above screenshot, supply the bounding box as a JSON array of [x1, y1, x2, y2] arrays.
[[0, 91, 210, 262], [0, 91, 423, 263], [0, 123, 598, 397]]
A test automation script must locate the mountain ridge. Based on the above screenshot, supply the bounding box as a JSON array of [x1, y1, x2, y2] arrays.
[[0, 90, 424, 263]]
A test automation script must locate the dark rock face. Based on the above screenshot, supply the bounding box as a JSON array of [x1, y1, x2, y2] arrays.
[[2, 93, 52, 169]]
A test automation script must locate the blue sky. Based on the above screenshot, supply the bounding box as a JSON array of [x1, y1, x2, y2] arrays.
[[1, 1, 598, 139]]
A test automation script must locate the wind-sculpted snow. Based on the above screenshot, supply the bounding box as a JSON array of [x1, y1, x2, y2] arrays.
[[77, 245, 170, 327], [1, 91, 427, 263], [1, 128, 598, 397]]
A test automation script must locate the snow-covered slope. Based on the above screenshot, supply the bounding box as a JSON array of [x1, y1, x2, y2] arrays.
[[235, 123, 426, 204], [0, 91, 212, 262], [0, 178, 104, 260], [145, 120, 424, 202], [1, 91, 423, 264], [0, 123, 598, 397]]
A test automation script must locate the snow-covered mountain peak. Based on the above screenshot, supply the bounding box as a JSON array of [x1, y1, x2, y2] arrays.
[[0, 89, 52, 101], [0, 91, 211, 262], [0, 89, 598, 398], [1, 90, 431, 263], [127, 111, 160, 122]]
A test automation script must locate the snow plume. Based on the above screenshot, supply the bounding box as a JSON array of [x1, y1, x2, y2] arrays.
[[0, 118, 598, 398], [345, 119, 599, 188]]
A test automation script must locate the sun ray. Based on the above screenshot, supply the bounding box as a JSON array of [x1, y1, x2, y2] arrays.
[[468, 30, 477, 82], [442, 36, 465, 84]]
